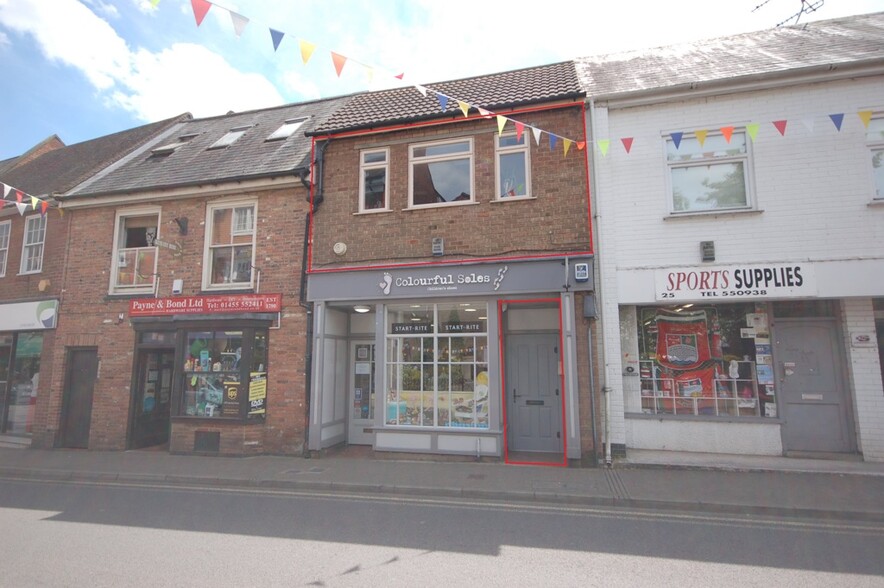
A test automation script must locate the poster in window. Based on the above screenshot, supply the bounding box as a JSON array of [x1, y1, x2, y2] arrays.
[[248, 372, 267, 416]]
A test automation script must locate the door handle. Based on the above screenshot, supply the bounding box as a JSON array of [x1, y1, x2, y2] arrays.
[[513, 388, 519, 401]]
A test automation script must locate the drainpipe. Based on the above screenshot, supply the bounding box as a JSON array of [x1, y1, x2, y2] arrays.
[[586, 98, 614, 467]]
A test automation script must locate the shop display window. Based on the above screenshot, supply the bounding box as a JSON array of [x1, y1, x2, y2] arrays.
[[631, 303, 776, 418], [386, 302, 489, 428], [4, 332, 42, 434], [179, 328, 267, 419]]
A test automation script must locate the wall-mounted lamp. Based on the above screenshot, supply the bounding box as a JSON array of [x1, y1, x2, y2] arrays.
[[353, 305, 371, 314], [174, 217, 188, 236]]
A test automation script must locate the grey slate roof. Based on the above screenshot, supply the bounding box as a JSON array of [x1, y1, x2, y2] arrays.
[[0, 118, 187, 198], [310, 61, 584, 135], [67, 95, 354, 198], [575, 11, 884, 99]]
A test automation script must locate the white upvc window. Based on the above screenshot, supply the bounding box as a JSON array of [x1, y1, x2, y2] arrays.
[[0, 220, 10, 277], [495, 133, 531, 199], [665, 130, 754, 214], [867, 115, 884, 200], [20, 215, 46, 274], [409, 138, 474, 208], [359, 148, 389, 212], [111, 207, 160, 294], [204, 200, 257, 290]]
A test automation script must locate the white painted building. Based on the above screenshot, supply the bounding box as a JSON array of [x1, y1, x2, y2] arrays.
[[578, 13, 884, 462]]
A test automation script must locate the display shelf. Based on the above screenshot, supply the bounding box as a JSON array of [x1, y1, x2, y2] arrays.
[[639, 360, 763, 417]]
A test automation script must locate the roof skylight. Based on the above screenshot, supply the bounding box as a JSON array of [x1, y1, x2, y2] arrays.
[[266, 117, 308, 141]]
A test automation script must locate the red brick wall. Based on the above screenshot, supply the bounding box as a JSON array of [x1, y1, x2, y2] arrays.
[[311, 105, 590, 269], [39, 185, 310, 454]]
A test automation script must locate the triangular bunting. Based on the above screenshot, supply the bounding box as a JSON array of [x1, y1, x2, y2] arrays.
[[1, 183, 8, 198], [549, 134, 558, 151], [57, 207, 65, 218], [40, 200, 49, 216], [773, 120, 787, 136], [436, 93, 449, 111], [858, 110, 873, 128], [330, 52, 347, 77], [577, 141, 586, 151], [746, 123, 760, 142], [694, 130, 708, 147], [458, 101, 470, 117], [563, 139, 572, 156], [15, 202, 27, 216], [30, 196, 39, 210], [394, 73, 404, 80], [230, 11, 249, 37], [720, 126, 734, 143], [269, 28, 284, 52], [597, 139, 610, 156], [496, 115, 507, 135], [531, 127, 542, 145], [15, 190, 23, 203], [621, 137, 634, 153], [299, 40, 316, 65], [515, 122, 524, 142], [365, 66, 374, 85], [478, 108, 492, 118], [828, 113, 844, 131], [670, 132, 683, 149], [415, 85, 428, 97], [190, 0, 211, 26], [801, 118, 815, 133]]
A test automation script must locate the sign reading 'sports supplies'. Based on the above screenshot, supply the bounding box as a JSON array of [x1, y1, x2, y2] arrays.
[[655, 263, 816, 301]]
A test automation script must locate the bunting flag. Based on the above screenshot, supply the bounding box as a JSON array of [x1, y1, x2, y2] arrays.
[[394, 73, 404, 80], [496, 115, 506, 135], [670, 132, 683, 149], [30, 195, 39, 210], [563, 139, 572, 156], [532, 127, 542, 146], [597, 139, 610, 156], [15, 190, 23, 203], [15, 202, 28, 216], [621, 137, 634, 153], [458, 101, 470, 117], [299, 40, 316, 65], [829, 113, 844, 131], [577, 141, 586, 151], [549, 134, 558, 151], [190, 0, 211, 27], [720, 126, 734, 143], [40, 200, 49, 216], [515, 121, 524, 142], [478, 108, 492, 118], [365, 67, 374, 85], [694, 129, 708, 147], [801, 118, 815, 133], [858, 110, 873, 128], [2, 183, 10, 198], [330, 52, 347, 77], [746, 123, 760, 142], [436, 93, 449, 111], [230, 11, 248, 37], [415, 85, 428, 98], [772, 120, 788, 136], [269, 28, 284, 51]]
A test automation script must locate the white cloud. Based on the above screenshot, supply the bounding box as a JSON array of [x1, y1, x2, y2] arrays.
[[84, 0, 120, 19], [0, 30, 8, 46], [280, 69, 322, 102]]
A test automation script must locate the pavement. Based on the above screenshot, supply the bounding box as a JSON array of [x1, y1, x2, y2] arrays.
[[1, 440, 883, 522]]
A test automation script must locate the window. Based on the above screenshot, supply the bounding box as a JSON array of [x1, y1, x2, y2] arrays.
[[266, 117, 308, 141], [386, 302, 489, 428], [112, 210, 159, 293], [205, 202, 256, 289], [666, 130, 752, 213], [496, 133, 531, 199], [409, 139, 473, 207], [359, 148, 389, 211], [209, 126, 252, 149], [0, 220, 9, 277], [151, 133, 199, 156], [179, 328, 268, 419], [20, 215, 46, 274], [868, 116, 884, 200], [627, 303, 775, 418]]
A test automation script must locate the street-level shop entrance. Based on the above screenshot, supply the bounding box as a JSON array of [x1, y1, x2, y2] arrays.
[[129, 346, 175, 450], [348, 341, 376, 445], [60, 348, 98, 449]]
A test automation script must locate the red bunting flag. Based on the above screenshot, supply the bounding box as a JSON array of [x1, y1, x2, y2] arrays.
[[773, 120, 788, 136], [577, 141, 586, 151], [621, 137, 634, 154], [331, 52, 347, 77], [40, 200, 49, 216], [190, 0, 212, 26], [15, 190, 23, 204], [394, 73, 404, 80], [720, 126, 734, 143], [515, 122, 524, 142]]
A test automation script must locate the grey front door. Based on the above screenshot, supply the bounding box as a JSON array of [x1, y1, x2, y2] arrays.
[[506, 333, 562, 453], [60, 348, 98, 449], [776, 320, 854, 453]]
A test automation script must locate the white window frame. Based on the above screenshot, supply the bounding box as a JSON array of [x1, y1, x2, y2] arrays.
[[0, 220, 10, 277], [867, 115, 884, 201], [109, 206, 161, 295], [664, 129, 754, 215], [266, 117, 308, 141], [358, 148, 390, 213], [202, 199, 258, 291], [19, 214, 46, 275], [495, 132, 532, 200], [408, 138, 474, 209]]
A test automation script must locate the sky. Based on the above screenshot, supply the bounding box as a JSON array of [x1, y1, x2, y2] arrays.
[[1, 0, 883, 160]]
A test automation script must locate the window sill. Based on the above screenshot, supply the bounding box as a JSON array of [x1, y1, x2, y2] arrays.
[[490, 196, 536, 203], [171, 415, 262, 424], [625, 411, 781, 425], [201, 286, 255, 294], [353, 208, 392, 216], [17, 270, 42, 276], [369, 424, 495, 434], [106, 291, 156, 301], [403, 201, 480, 212], [664, 208, 763, 221], [868, 199, 884, 207]]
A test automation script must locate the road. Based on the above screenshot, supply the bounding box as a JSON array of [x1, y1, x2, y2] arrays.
[[0, 478, 882, 587]]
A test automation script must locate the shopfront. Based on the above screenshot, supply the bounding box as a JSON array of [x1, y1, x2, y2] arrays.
[[127, 293, 279, 454], [618, 262, 863, 456], [0, 299, 57, 439], [306, 257, 595, 464]]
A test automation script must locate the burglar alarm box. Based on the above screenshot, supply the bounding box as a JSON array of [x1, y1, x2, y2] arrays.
[[574, 262, 590, 282]]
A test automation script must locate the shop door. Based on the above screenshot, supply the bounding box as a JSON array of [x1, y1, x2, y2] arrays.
[[130, 349, 175, 449], [506, 333, 562, 453], [60, 348, 98, 449], [348, 341, 375, 445], [776, 320, 854, 454]]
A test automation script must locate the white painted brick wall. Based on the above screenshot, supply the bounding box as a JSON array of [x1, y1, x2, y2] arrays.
[[841, 299, 884, 461]]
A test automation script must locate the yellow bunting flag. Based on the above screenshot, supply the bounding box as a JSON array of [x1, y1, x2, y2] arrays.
[[694, 129, 708, 147], [563, 139, 572, 156], [497, 115, 507, 135], [30, 195, 39, 210], [458, 101, 470, 117], [597, 139, 610, 156], [299, 40, 316, 65], [746, 123, 760, 142], [858, 110, 873, 128]]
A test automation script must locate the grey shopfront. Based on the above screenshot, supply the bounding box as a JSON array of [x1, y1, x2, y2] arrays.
[[306, 257, 595, 463]]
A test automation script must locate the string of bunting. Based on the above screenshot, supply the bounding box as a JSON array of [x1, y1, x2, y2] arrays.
[[595, 110, 875, 156], [181, 0, 586, 155], [0, 182, 57, 217]]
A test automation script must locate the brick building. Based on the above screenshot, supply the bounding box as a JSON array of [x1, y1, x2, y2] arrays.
[[51, 97, 350, 455], [578, 12, 884, 462], [305, 62, 601, 465]]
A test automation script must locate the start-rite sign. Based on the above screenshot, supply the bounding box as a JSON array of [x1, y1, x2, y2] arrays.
[[654, 263, 816, 301]]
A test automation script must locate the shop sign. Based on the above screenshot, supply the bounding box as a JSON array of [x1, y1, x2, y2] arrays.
[[379, 267, 506, 296], [248, 372, 267, 415], [129, 293, 282, 317], [392, 322, 432, 334], [655, 263, 816, 301], [440, 321, 483, 333], [0, 299, 58, 331]]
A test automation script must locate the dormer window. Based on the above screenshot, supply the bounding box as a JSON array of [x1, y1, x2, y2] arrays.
[[209, 126, 252, 150], [266, 117, 308, 141]]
